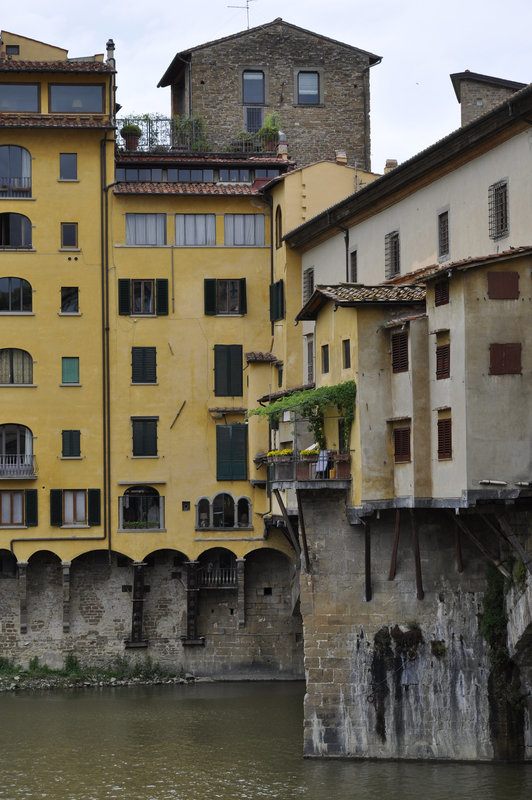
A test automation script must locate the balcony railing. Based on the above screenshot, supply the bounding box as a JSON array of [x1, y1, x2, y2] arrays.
[[268, 453, 351, 484], [0, 177, 31, 198], [0, 454, 37, 478], [197, 566, 237, 588], [116, 117, 277, 155]]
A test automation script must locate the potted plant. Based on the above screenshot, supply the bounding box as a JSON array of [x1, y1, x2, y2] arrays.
[[258, 111, 281, 151], [120, 123, 142, 151]]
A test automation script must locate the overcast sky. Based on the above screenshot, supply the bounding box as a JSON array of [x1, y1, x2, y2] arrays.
[[2, 0, 531, 172]]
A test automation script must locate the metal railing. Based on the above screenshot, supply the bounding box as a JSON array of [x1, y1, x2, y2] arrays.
[[197, 566, 237, 588], [0, 454, 37, 478], [0, 177, 31, 197], [268, 453, 351, 483]]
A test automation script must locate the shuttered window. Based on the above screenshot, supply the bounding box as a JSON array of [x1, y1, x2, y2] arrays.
[[436, 344, 450, 379], [132, 418, 158, 456], [61, 357, 79, 384], [62, 429, 80, 457], [132, 347, 157, 383], [204, 279, 246, 315], [269, 279, 284, 321], [214, 345, 243, 396], [391, 332, 408, 373], [50, 488, 100, 526], [434, 278, 450, 306], [394, 428, 411, 463], [302, 268, 314, 303], [489, 343, 522, 375], [118, 279, 169, 315], [437, 418, 452, 460], [385, 231, 400, 278], [487, 271, 519, 299], [0, 489, 37, 526], [216, 424, 247, 480]]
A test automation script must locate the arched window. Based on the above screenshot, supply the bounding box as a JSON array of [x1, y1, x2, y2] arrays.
[[237, 497, 251, 527], [0, 213, 32, 248], [275, 205, 282, 249], [213, 492, 234, 528], [0, 146, 31, 197], [120, 485, 163, 529], [197, 497, 210, 528], [0, 349, 33, 384], [0, 277, 32, 312], [0, 424, 34, 477]]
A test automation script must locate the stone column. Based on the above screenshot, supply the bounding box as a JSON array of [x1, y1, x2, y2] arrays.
[[61, 561, 71, 633], [236, 558, 246, 629], [128, 561, 148, 646], [17, 561, 28, 634]]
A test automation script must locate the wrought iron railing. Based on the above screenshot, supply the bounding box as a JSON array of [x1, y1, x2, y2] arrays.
[[268, 453, 351, 483], [197, 566, 237, 588], [0, 454, 37, 478], [0, 177, 31, 197]]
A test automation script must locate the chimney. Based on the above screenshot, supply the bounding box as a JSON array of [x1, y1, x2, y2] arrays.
[[385, 159, 398, 174], [335, 150, 348, 165], [106, 38, 115, 67], [277, 130, 288, 161]]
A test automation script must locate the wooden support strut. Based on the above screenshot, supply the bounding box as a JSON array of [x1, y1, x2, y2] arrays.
[[17, 561, 28, 635], [409, 510, 424, 600], [273, 489, 301, 570], [493, 514, 532, 577], [388, 509, 401, 580], [448, 512, 511, 579], [62, 561, 71, 633], [295, 489, 311, 573], [236, 558, 246, 629]]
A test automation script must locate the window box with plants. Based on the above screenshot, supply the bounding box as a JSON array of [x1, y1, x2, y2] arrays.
[[266, 448, 293, 463]]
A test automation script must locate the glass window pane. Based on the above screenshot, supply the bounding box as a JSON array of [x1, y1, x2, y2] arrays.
[[64, 491, 74, 523], [61, 287, 79, 313], [243, 71, 264, 104], [298, 72, 319, 104], [50, 85, 103, 112], [59, 153, 77, 180], [0, 84, 39, 112], [12, 491, 23, 524], [217, 281, 228, 313], [61, 223, 77, 248]]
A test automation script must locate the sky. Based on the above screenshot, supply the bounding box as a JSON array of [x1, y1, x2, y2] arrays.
[[2, 0, 532, 173]]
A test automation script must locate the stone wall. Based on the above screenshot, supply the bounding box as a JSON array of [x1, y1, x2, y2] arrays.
[[299, 492, 532, 760], [459, 80, 520, 126]]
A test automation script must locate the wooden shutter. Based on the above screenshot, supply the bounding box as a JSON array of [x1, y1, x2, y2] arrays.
[[204, 279, 216, 315], [437, 418, 452, 460], [490, 343, 521, 375], [269, 279, 284, 322], [394, 427, 411, 463], [132, 419, 157, 456], [118, 279, 131, 315], [25, 489, 38, 526], [391, 332, 408, 372], [216, 424, 247, 480], [487, 272, 519, 299], [436, 344, 450, 379], [434, 279, 449, 306], [50, 489, 63, 526], [156, 279, 169, 315], [214, 345, 242, 396], [87, 489, 101, 526], [132, 347, 156, 383], [239, 278, 247, 314], [62, 429, 80, 457]]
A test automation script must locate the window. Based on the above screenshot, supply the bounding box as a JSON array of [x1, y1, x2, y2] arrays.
[[385, 231, 400, 278], [489, 179, 509, 239], [277, 363, 283, 387], [6, 45, 20, 56], [50, 488, 101, 527], [213, 493, 235, 527], [342, 340, 351, 370], [437, 417, 452, 460], [275, 205, 282, 249], [487, 271, 519, 299], [0, 145, 31, 196], [242, 70, 264, 104], [59, 153, 77, 180], [132, 418, 158, 457], [214, 345, 243, 396], [434, 278, 450, 306], [62, 430, 80, 458], [219, 169, 250, 182], [61, 222, 78, 249], [438, 210, 449, 259], [489, 343, 522, 375], [0, 489, 37, 527], [0, 277, 32, 312], [0, 84, 39, 111], [391, 332, 408, 373], [436, 343, 450, 380], [0, 424, 34, 477], [216, 425, 247, 480], [61, 286, 79, 313], [298, 71, 319, 104], [61, 357, 79, 384], [131, 347, 157, 383], [224, 214, 265, 246], [49, 84, 104, 112], [321, 344, 329, 374], [118, 279, 169, 316], [126, 214, 166, 246], [0, 348, 33, 384], [306, 335, 314, 383], [303, 267, 314, 303], [175, 214, 215, 246], [394, 427, 411, 463], [0, 213, 32, 248], [204, 279, 247, 315], [350, 251, 358, 282], [120, 486, 164, 530], [269, 279, 284, 321]]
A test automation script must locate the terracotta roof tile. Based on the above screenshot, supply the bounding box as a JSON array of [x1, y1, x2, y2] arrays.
[[383, 312, 427, 329], [245, 351, 278, 363], [0, 59, 113, 73], [113, 181, 260, 196], [296, 283, 426, 321], [385, 245, 532, 285], [257, 382, 315, 403], [0, 113, 111, 129]]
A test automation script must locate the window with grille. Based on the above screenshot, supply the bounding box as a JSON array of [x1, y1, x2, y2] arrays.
[[394, 427, 411, 463], [436, 343, 450, 379], [437, 418, 452, 460], [391, 332, 408, 373], [438, 210, 449, 259], [385, 231, 400, 278], [488, 179, 509, 239], [302, 267, 314, 303], [489, 343, 521, 375], [434, 278, 450, 306]]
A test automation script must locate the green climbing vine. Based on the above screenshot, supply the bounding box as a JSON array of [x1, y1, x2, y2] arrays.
[[248, 380, 357, 450]]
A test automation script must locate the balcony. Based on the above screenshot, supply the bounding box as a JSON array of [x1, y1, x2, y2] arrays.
[[268, 452, 351, 490], [197, 566, 237, 589], [0, 177, 31, 198], [0, 454, 37, 479]]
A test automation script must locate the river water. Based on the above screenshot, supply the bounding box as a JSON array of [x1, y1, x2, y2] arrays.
[[0, 682, 530, 800]]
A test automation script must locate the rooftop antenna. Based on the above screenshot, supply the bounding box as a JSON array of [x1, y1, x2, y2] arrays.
[[228, 0, 256, 29]]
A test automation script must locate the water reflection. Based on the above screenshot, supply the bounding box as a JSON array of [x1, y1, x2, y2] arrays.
[[0, 682, 529, 800]]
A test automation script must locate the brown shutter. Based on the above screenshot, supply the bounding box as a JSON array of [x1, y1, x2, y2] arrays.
[[394, 427, 411, 463], [490, 343, 521, 375], [392, 332, 408, 372], [434, 279, 449, 306], [437, 418, 452, 460], [487, 271, 519, 299], [436, 344, 450, 379]]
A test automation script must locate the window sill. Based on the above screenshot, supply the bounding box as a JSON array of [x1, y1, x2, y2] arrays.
[[60, 524, 90, 529], [294, 102, 324, 108], [196, 526, 253, 532], [61, 456, 82, 460], [59, 248, 81, 252], [131, 382, 158, 386], [58, 179, 80, 183], [0, 383, 37, 387], [0, 312, 34, 316], [0, 247, 35, 252], [0, 196, 35, 201], [118, 527, 166, 533], [0, 525, 27, 529], [128, 314, 157, 319], [214, 313, 245, 317], [131, 455, 159, 459], [60, 382, 82, 387], [58, 312, 82, 317]]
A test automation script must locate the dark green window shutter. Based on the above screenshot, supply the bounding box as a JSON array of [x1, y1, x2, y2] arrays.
[[118, 279, 131, 315], [214, 345, 242, 396], [50, 489, 63, 526], [269, 279, 284, 321], [62, 429, 80, 457], [156, 279, 169, 315], [239, 278, 247, 314], [132, 418, 157, 456], [87, 489, 101, 526], [204, 279, 216, 315], [132, 347, 156, 383], [25, 489, 38, 526], [216, 425, 247, 480]]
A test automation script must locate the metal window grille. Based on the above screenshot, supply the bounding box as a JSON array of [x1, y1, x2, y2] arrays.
[[303, 267, 314, 303], [245, 107, 263, 133], [488, 180, 509, 239], [438, 211, 449, 258], [385, 231, 400, 277]]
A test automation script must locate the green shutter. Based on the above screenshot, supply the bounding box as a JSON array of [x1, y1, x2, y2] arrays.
[[216, 425, 232, 480], [214, 345, 228, 396], [25, 489, 38, 527], [204, 279, 216, 315], [216, 424, 247, 480], [269, 279, 284, 321], [62, 357, 79, 383], [118, 279, 131, 315], [214, 345, 242, 396], [133, 419, 157, 456], [229, 345, 243, 396], [62, 429, 80, 457], [50, 489, 63, 526], [239, 278, 247, 314], [87, 489, 101, 526], [132, 347, 156, 383], [156, 279, 169, 315]]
